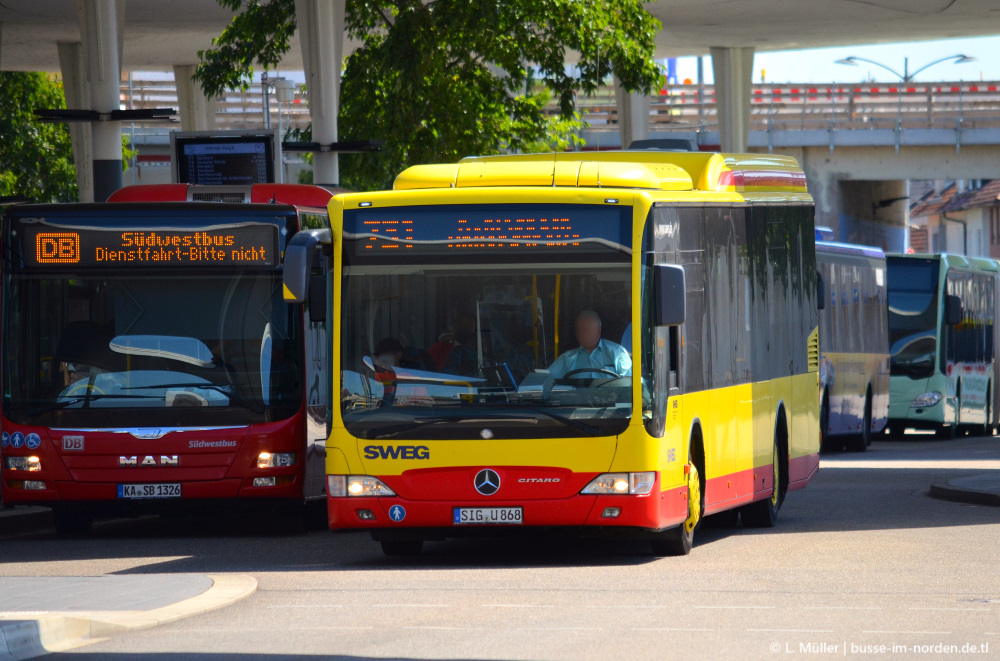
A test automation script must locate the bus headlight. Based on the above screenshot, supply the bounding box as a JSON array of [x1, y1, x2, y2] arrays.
[[581, 472, 656, 495], [911, 392, 942, 407], [4, 456, 41, 472], [257, 452, 296, 468], [328, 475, 396, 498]]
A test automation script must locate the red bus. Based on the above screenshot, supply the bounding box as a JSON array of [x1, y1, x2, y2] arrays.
[[0, 184, 334, 533]]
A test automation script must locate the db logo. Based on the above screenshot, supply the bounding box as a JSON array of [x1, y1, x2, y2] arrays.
[[36, 232, 80, 264]]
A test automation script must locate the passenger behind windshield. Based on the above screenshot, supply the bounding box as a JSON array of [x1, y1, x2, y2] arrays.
[[547, 310, 632, 379]]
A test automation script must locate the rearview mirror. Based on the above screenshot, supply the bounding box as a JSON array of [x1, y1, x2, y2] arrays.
[[282, 229, 331, 304], [653, 264, 685, 326]]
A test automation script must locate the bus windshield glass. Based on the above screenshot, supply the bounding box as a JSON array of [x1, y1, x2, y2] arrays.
[[339, 204, 635, 440], [1, 209, 303, 428], [887, 257, 940, 378]]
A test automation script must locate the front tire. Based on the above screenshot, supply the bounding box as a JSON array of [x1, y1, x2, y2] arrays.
[[652, 453, 702, 556], [52, 507, 93, 536], [380, 540, 423, 557], [845, 390, 873, 452]]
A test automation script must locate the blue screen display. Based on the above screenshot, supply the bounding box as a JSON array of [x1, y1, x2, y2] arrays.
[[344, 204, 630, 257]]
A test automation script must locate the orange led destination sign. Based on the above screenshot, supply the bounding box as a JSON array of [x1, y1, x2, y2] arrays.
[[345, 205, 629, 258], [23, 225, 278, 268]]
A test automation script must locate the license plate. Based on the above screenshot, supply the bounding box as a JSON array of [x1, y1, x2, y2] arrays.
[[453, 507, 522, 525], [117, 483, 182, 499]]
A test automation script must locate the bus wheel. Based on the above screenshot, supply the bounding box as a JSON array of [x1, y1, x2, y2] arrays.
[[651, 461, 700, 556], [741, 428, 786, 528], [981, 386, 992, 438], [52, 507, 93, 536], [380, 540, 423, 557], [846, 389, 872, 452], [819, 390, 839, 453], [937, 423, 957, 440]]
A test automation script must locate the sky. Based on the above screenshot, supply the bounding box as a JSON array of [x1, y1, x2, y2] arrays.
[[670, 35, 1000, 85]]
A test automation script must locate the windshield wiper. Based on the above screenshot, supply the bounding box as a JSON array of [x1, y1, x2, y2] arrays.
[[121, 383, 265, 413], [362, 414, 538, 439], [516, 405, 602, 437], [25, 394, 163, 418]]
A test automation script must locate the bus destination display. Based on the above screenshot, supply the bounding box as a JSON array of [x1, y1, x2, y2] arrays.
[[346, 206, 628, 255], [21, 224, 279, 268]]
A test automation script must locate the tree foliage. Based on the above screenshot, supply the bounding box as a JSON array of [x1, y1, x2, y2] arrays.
[[196, 0, 661, 190], [0, 72, 78, 203]]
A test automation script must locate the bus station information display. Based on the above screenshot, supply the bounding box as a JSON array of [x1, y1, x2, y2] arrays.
[[177, 141, 272, 186], [20, 224, 279, 268], [345, 206, 629, 256]]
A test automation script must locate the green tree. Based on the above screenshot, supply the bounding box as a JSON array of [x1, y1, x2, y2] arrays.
[[196, 0, 661, 190], [0, 72, 78, 203]]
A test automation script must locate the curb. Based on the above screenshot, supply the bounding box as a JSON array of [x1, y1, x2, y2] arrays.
[[929, 481, 1000, 507], [0, 574, 257, 660]]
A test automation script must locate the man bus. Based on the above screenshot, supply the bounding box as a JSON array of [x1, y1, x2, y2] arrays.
[[283, 151, 821, 556], [0, 183, 333, 533], [816, 241, 890, 452], [886, 253, 1000, 439]]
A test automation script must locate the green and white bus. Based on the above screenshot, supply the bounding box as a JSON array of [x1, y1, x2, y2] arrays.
[[886, 253, 1000, 438]]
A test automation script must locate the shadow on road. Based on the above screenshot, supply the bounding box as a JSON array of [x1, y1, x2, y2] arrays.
[[3, 436, 996, 574]]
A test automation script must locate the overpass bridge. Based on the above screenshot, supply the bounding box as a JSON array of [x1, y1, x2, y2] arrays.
[[572, 81, 1000, 251]]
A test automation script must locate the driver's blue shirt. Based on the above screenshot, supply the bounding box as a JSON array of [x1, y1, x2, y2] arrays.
[[547, 339, 632, 379]]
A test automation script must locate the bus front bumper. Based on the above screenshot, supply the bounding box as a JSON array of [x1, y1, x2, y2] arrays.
[[326, 487, 690, 533]]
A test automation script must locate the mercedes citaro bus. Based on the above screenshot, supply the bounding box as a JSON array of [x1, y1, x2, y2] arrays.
[[283, 151, 821, 556], [886, 253, 1000, 438], [1, 183, 335, 533]]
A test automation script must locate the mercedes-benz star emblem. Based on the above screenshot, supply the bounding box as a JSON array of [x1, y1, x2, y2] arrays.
[[474, 469, 501, 496]]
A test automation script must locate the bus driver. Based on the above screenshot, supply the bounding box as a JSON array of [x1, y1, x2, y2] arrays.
[[547, 310, 631, 379]]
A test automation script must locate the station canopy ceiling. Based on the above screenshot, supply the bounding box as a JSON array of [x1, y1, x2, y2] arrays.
[[1, 0, 998, 72]]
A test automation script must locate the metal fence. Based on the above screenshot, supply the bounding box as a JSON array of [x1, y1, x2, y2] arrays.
[[574, 81, 1000, 134], [119, 78, 1000, 137]]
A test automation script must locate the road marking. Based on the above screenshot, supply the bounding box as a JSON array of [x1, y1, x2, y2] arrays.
[[403, 626, 484, 631], [483, 604, 555, 608], [803, 606, 880, 610], [370, 604, 445, 608], [632, 627, 716, 632], [267, 604, 344, 608], [506, 627, 603, 631], [288, 626, 375, 631], [909, 607, 990, 612], [694, 605, 776, 609], [863, 630, 952, 635], [748, 628, 835, 633]]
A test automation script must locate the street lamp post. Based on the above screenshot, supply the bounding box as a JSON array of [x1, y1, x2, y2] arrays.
[[834, 54, 976, 83], [835, 54, 976, 154]]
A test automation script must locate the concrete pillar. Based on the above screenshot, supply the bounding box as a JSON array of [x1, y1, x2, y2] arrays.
[[173, 65, 217, 132], [58, 42, 94, 202], [710, 46, 754, 153], [77, 0, 125, 202], [614, 77, 650, 149], [295, 0, 345, 186], [838, 180, 908, 252]]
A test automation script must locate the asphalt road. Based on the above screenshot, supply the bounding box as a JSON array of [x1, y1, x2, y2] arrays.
[[2, 434, 999, 661]]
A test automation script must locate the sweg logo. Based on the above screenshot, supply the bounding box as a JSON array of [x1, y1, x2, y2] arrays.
[[518, 478, 561, 483], [188, 440, 237, 449], [364, 445, 430, 460]]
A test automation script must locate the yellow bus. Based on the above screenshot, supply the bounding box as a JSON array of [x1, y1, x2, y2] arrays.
[[282, 150, 821, 556]]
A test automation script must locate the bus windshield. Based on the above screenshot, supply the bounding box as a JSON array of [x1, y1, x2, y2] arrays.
[[887, 257, 940, 379], [339, 204, 634, 440], [2, 271, 302, 428]]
